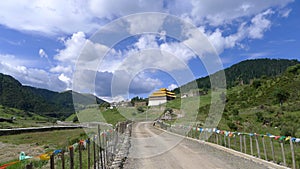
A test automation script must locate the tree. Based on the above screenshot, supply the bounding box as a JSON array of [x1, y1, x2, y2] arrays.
[[227, 121, 238, 131], [273, 88, 290, 107], [73, 116, 79, 123], [137, 106, 144, 113], [255, 112, 264, 122]]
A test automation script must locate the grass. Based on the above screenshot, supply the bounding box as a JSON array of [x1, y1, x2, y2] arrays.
[[0, 128, 87, 148], [0, 105, 54, 129], [0, 128, 90, 168]]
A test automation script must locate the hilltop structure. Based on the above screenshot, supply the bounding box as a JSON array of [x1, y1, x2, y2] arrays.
[[148, 88, 176, 106]]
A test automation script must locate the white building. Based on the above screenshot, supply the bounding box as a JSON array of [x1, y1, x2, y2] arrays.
[[148, 88, 176, 106]]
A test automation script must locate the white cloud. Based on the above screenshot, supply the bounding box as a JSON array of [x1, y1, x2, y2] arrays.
[[247, 9, 273, 39], [39, 49, 48, 58], [189, 0, 293, 26], [0, 55, 67, 91], [0, 0, 295, 100], [58, 73, 71, 89], [0, 0, 293, 35], [50, 65, 72, 73], [280, 8, 292, 18], [168, 84, 178, 91], [54, 32, 87, 63]]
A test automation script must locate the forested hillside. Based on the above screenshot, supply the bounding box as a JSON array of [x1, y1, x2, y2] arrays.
[[197, 63, 300, 136], [0, 73, 106, 118], [174, 59, 300, 93]]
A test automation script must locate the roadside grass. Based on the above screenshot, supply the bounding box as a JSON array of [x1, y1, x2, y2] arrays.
[[0, 128, 90, 168], [0, 129, 87, 148]]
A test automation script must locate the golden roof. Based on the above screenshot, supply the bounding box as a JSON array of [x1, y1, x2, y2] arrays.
[[149, 88, 176, 98]]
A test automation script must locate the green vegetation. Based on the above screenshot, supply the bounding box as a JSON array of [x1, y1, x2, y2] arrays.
[[0, 73, 107, 118], [174, 58, 300, 93], [66, 107, 127, 126], [0, 105, 54, 128], [0, 128, 89, 169], [200, 63, 300, 137]]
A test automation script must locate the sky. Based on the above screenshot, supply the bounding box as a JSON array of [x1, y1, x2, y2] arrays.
[[0, 0, 299, 102]]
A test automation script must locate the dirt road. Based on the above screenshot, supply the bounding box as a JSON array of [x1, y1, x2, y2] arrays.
[[124, 122, 285, 169]]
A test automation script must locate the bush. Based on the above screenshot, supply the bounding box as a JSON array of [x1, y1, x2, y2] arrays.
[[137, 106, 144, 113], [227, 122, 238, 131], [73, 116, 79, 123], [255, 112, 264, 122]]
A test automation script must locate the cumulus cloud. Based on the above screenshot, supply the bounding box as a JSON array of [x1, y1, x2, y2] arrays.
[[0, 0, 295, 100], [39, 49, 48, 58], [55, 32, 87, 63], [189, 0, 293, 26], [168, 84, 178, 91], [0, 0, 293, 35], [0, 55, 67, 91]]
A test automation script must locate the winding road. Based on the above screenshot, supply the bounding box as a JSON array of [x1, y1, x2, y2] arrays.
[[124, 122, 287, 169]]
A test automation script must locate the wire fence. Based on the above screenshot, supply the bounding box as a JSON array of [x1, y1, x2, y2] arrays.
[[156, 121, 299, 169], [0, 121, 132, 169]]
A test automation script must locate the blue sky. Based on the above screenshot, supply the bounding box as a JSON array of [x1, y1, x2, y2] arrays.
[[0, 0, 299, 102]]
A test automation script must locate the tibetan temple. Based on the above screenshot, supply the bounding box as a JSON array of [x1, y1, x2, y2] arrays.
[[148, 88, 176, 106]]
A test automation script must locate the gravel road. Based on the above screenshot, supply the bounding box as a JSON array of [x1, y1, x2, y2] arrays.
[[123, 122, 287, 169]]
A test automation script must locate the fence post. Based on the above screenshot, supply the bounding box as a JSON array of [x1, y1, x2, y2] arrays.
[[243, 135, 247, 153], [50, 153, 55, 169], [61, 150, 65, 169], [69, 146, 74, 169], [262, 136, 267, 161], [255, 135, 261, 158], [228, 136, 231, 148], [79, 141, 83, 169], [102, 132, 106, 168], [280, 141, 286, 166], [234, 135, 237, 148], [87, 138, 90, 169], [270, 138, 275, 163], [216, 133, 219, 145], [93, 137, 96, 169], [239, 135, 243, 152], [98, 125, 104, 169], [290, 139, 296, 169], [250, 136, 253, 156], [224, 134, 227, 147]]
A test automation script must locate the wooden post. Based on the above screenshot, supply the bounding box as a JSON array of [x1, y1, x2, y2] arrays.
[[270, 138, 275, 163], [193, 129, 196, 139], [234, 136, 237, 148], [69, 146, 74, 169], [50, 154, 55, 169], [61, 150, 65, 169], [262, 136, 267, 161], [93, 138, 96, 169], [228, 136, 231, 148], [280, 141, 286, 166], [87, 138, 91, 169], [79, 142, 83, 169], [216, 133, 219, 145], [250, 136, 253, 156], [255, 135, 261, 158], [243, 135, 247, 153], [102, 133, 106, 167], [224, 135, 227, 147], [98, 125, 104, 169], [290, 139, 296, 169], [239, 135, 243, 152]]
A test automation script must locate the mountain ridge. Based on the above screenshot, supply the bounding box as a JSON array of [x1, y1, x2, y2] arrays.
[[173, 58, 300, 93], [0, 73, 107, 118]]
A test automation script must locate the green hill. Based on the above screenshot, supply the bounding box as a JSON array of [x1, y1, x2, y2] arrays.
[[173, 58, 300, 93], [163, 62, 300, 136], [0, 73, 107, 118], [185, 63, 300, 137]]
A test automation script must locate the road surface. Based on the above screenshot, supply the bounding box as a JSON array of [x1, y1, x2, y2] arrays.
[[124, 122, 285, 169]]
